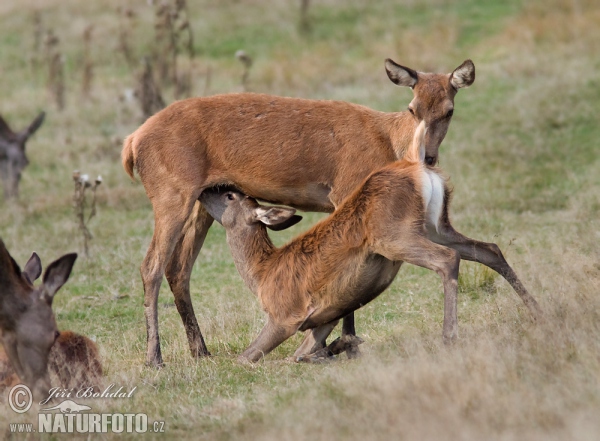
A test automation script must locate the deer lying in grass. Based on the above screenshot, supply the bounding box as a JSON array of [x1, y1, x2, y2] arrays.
[[199, 122, 541, 362], [0, 112, 45, 199], [0, 331, 102, 392], [124, 58, 485, 367], [0, 241, 102, 399]]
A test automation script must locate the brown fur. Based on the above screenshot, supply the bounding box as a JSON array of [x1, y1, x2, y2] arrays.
[[200, 124, 460, 361], [200, 123, 541, 362], [122, 60, 477, 367], [0, 331, 103, 393], [0, 242, 102, 399]]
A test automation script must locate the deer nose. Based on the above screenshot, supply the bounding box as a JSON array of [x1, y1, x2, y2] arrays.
[[425, 156, 437, 166]]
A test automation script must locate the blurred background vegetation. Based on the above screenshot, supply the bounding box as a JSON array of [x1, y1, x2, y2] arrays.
[[1, 0, 599, 439]]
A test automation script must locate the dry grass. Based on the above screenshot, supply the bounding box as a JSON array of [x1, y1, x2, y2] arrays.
[[1, 0, 599, 439]]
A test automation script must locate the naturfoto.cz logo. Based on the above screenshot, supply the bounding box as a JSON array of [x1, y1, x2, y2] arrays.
[[7, 384, 166, 434]]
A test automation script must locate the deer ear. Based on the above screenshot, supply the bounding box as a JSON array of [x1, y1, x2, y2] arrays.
[[19, 112, 45, 144], [450, 59, 475, 90], [0, 115, 15, 140], [385, 59, 418, 88], [22, 252, 42, 285], [41, 253, 77, 303], [266, 214, 303, 231], [253, 206, 299, 229]]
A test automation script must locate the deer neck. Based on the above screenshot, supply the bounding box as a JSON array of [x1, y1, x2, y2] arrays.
[[225, 226, 275, 295], [385, 111, 417, 160]]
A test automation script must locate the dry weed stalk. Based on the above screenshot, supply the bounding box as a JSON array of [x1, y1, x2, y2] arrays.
[[72, 171, 102, 257], [136, 57, 166, 121], [81, 25, 94, 100], [235, 50, 253, 91], [299, 0, 311, 34], [153, 0, 194, 97], [203, 64, 212, 96], [44, 30, 65, 110], [31, 10, 43, 71], [117, 7, 136, 68]]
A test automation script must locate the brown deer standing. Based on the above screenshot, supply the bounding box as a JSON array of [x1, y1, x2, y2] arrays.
[[0, 241, 102, 399], [199, 122, 540, 362], [0, 112, 45, 199], [123, 58, 536, 367]]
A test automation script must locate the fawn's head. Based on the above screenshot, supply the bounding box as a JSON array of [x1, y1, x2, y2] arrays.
[[385, 59, 475, 166], [200, 188, 302, 234], [0, 239, 76, 400], [0, 112, 45, 199]]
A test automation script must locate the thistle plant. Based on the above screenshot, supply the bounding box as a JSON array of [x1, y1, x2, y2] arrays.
[[72, 171, 102, 257]]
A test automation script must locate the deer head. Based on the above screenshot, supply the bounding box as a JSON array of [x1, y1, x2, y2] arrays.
[[200, 188, 302, 233], [385, 59, 475, 166], [0, 239, 76, 400], [0, 112, 45, 199]]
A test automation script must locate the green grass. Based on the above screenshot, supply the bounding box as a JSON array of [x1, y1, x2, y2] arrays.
[[1, 0, 600, 439]]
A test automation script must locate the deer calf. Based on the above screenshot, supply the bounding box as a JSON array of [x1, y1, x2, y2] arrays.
[[201, 122, 540, 362], [0, 240, 102, 399], [0, 112, 45, 199], [200, 122, 541, 362]]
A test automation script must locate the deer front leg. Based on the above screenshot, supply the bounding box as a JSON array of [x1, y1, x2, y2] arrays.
[[430, 220, 542, 319], [240, 317, 297, 363]]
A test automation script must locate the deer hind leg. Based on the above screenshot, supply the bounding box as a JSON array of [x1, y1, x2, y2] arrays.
[[378, 236, 461, 343], [142, 191, 198, 368], [165, 201, 214, 358], [430, 220, 542, 319]]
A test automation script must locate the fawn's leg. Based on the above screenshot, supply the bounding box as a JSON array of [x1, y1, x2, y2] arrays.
[[429, 213, 542, 319], [377, 235, 461, 343], [240, 317, 298, 363]]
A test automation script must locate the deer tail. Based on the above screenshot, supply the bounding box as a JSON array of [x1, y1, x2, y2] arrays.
[[405, 120, 427, 164], [121, 134, 136, 181]]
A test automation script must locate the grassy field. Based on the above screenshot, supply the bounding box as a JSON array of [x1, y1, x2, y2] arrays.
[[1, 0, 600, 439]]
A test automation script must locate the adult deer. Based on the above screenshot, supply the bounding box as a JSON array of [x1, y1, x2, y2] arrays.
[[123, 58, 482, 367], [0, 112, 45, 199], [198, 122, 540, 362], [0, 239, 78, 400]]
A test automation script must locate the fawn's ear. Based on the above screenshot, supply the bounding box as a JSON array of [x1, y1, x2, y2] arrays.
[[22, 252, 42, 285], [450, 59, 475, 90], [385, 59, 418, 88], [41, 253, 77, 304], [253, 206, 301, 230]]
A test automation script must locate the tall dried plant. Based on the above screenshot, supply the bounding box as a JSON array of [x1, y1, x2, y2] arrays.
[[72, 171, 102, 257], [153, 0, 195, 98], [136, 57, 166, 121], [117, 7, 136, 69], [235, 50, 253, 91], [31, 10, 43, 72], [81, 25, 94, 100], [44, 30, 65, 110], [299, 0, 311, 34]]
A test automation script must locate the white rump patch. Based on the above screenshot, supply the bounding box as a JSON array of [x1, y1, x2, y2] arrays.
[[420, 170, 445, 232]]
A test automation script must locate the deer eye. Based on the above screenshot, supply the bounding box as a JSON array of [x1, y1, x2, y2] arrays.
[[408, 107, 415, 115], [226, 193, 235, 201], [446, 109, 454, 118]]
